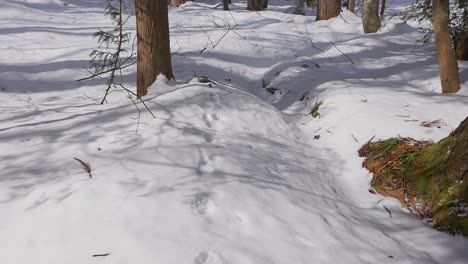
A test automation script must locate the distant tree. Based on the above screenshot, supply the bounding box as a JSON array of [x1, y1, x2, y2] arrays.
[[455, 0, 468, 59], [294, 0, 306, 15], [433, 0, 461, 92], [223, 0, 229, 10], [362, 0, 381, 33], [316, 0, 341, 21], [247, 0, 264, 10], [135, 0, 174, 97], [407, 0, 467, 60], [347, 0, 355, 13], [380, 0, 387, 15]]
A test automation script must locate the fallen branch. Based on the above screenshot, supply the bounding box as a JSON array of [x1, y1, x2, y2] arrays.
[[329, 41, 355, 64]]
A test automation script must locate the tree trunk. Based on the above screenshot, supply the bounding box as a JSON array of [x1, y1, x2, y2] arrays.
[[437, 116, 468, 184], [136, 0, 174, 98], [170, 0, 186, 7], [456, 9, 468, 60], [316, 0, 341, 21], [380, 0, 386, 16], [223, 0, 229, 10], [362, 0, 380, 33], [347, 0, 355, 13], [247, 0, 263, 10], [262, 0, 269, 8], [433, 0, 461, 93]]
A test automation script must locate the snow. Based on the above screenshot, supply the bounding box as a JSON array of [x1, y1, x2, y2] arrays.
[[0, 0, 467, 264]]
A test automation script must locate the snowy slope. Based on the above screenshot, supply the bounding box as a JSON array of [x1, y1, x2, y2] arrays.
[[0, 1, 467, 264]]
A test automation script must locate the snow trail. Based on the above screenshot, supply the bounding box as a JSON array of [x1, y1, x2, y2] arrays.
[[0, 1, 467, 264]]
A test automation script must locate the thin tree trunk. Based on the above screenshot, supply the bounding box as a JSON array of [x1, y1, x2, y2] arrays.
[[380, 0, 386, 16], [247, 0, 263, 10], [347, 0, 355, 13], [362, 0, 381, 33], [223, 0, 229, 10], [456, 8, 468, 60], [433, 0, 461, 93], [316, 0, 341, 21], [136, 0, 174, 98]]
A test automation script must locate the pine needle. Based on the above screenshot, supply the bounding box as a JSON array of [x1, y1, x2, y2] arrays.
[[73, 157, 92, 178]]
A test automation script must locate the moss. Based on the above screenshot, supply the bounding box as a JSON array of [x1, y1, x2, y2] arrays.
[[310, 101, 322, 118], [359, 137, 468, 237]]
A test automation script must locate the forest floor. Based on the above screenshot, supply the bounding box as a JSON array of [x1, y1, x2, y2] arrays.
[[0, 0, 467, 263]]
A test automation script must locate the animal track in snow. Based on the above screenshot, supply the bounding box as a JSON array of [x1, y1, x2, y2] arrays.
[[198, 148, 216, 174], [194, 250, 225, 264], [192, 192, 216, 216]]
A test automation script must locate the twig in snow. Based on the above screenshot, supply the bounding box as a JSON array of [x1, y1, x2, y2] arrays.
[[329, 41, 355, 64], [92, 253, 111, 257], [383, 206, 393, 217]]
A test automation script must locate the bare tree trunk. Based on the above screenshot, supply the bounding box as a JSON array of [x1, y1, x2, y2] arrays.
[[170, 0, 186, 7], [262, 0, 269, 8], [347, 0, 355, 13], [380, 0, 386, 16], [362, 0, 381, 33], [433, 0, 461, 93], [247, 0, 263, 10], [456, 15, 468, 60], [223, 0, 229, 10], [316, 0, 341, 21], [136, 0, 174, 98]]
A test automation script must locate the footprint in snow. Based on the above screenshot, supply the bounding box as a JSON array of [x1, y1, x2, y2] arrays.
[[198, 148, 216, 174], [202, 112, 220, 128], [192, 192, 216, 215], [194, 250, 225, 264]]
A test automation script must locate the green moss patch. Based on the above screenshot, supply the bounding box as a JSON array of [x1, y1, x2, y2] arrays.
[[359, 137, 468, 236]]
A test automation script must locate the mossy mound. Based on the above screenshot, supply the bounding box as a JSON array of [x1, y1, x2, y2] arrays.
[[359, 135, 468, 236]]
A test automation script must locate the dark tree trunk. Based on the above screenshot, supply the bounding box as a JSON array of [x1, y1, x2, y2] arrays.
[[456, 10, 468, 60], [362, 0, 381, 33], [223, 0, 229, 10], [136, 0, 174, 98], [380, 0, 386, 16], [347, 0, 355, 13], [433, 0, 461, 93], [316, 0, 341, 21], [247, 0, 263, 10], [262, 0, 269, 8]]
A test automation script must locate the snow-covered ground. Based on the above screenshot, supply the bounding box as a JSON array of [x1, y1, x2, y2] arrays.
[[0, 0, 467, 263]]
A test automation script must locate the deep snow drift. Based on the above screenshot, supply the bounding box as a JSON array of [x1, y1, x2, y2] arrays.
[[0, 0, 467, 264]]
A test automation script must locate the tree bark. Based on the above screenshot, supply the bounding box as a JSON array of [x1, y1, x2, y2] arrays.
[[316, 0, 341, 21], [247, 0, 263, 10], [437, 116, 468, 184], [136, 0, 174, 98], [262, 0, 269, 8], [347, 0, 355, 13], [223, 0, 229, 10], [362, 0, 380, 33], [433, 0, 461, 93]]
